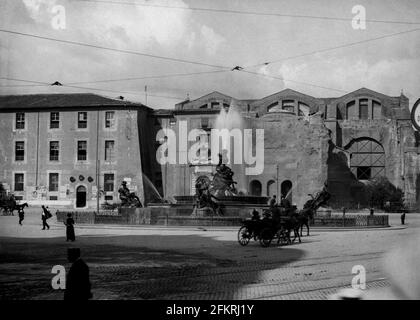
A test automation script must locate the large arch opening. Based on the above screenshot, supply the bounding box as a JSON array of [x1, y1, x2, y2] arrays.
[[345, 138, 385, 180]]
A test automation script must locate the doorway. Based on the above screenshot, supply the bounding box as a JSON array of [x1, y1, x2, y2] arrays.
[[76, 185, 87, 208]]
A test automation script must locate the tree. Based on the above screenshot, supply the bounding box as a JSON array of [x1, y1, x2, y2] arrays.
[[365, 177, 405, 212]]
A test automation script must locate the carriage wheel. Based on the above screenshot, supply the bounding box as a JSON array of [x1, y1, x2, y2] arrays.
[[277, 229, 290, 246], [237, 226, 251, 246], [259, 228, 273, 247]]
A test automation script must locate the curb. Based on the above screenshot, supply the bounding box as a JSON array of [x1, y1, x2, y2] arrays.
[[49, 222, 407, 232]]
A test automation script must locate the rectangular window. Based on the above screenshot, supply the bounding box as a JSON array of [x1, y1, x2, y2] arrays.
[[357, 167, 371, 180], [50, 112, 60, 129], [105, 111, 115, 128], [16, 113, 25, 129], [14, 173, 24, 191], [77, 141, 87, 161], [105, 140, 115, 161], [201, 118, 209, 129], [78, 112, 87, 128], [15, 141, 25, 161], [49, 141, 59, 161], [104, 173, 114, 192], [49, 173, 59, 191], [337, 106, 343, 120], [282, 100, 295, 113], [359, 99, 368, 120]]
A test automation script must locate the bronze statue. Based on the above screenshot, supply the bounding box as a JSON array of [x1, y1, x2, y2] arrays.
[[193, 154, 238, 216], [209, 153, 238, 197], [118, 181, 142, 207]]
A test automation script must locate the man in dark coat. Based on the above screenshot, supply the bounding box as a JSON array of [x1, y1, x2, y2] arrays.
[[269, 195, 277, 208], [41, 205, 50, 230], [65, 213, 75, 241], [18, 207, 25, 225], [64, 248, 92, 300]]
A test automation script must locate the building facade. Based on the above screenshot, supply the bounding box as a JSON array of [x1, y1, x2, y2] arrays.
[[154, 88, 420, 210], [1, 88, 419, 211], [0, 93, 155, 209]]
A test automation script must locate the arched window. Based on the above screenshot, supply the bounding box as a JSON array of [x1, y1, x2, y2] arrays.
[[267, 102, 281, 112], [267, 180, 276, 197], [249, 180, 262, 196], [346, 138, 385, 180], [281, 180, 292, 202]]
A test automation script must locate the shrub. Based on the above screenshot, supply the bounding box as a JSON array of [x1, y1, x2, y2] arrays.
[[365, 177, 406, 212]]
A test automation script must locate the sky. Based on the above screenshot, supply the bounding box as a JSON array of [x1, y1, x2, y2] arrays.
[[0, 0, 419, 109]]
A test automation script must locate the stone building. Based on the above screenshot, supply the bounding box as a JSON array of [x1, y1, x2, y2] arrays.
[[1, 88, 418, 211], [154, 88, 420, 210], [0, 93, 155, 209]]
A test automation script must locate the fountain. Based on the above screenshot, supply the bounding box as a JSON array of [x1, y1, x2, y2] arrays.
[[148, 100, 269, 226]]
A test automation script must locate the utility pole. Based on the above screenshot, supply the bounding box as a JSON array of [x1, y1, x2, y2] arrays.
[[145, 85, 148, 105], [96, 109, 100, 215]]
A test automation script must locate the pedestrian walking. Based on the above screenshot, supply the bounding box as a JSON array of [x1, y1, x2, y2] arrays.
[[41, 205, 51, 230], [401, 212, 406, 225], [18, 207, 25, 226], [64, 248, 92, 300], [65, 213, 75, 241]]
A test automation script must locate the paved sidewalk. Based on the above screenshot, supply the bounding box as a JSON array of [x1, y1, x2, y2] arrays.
[[1, 211, 418, 300]]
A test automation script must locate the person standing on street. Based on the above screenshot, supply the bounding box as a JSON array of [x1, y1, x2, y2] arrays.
[[269, 195, 277, 208], [18, 207, 25, 226], [64, 248, 92, 300], [401, 212, 406, 225], [65, 213, 76, 241], [41, 205, 50, 230]]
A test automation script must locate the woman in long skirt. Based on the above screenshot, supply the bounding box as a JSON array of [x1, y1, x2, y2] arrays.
[[65, 213, 75, 241]]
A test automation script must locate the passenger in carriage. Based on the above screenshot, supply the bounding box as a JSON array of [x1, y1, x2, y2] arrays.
[[251, 209, 260, 221]]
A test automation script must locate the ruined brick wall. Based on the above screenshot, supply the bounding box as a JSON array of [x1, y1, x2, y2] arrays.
[[248, 112, 330, 208]]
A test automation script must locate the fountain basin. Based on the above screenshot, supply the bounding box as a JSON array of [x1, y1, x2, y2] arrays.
[[147, 195, 269, 225]]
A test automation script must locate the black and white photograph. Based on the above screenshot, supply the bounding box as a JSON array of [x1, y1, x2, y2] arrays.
[[0, 0, 420, 310]]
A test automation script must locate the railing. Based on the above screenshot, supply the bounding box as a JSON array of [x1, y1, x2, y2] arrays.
[[310, 214, 389, 227]]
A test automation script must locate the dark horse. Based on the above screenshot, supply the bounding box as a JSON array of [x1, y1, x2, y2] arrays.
[[298, 186, 331, 237], [0, 201, 28, 215], [298, 208, 314, 237], [14, 202, 28, 214], [269, 206, 302, 244]]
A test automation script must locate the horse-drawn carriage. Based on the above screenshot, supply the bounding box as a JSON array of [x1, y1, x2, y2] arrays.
[[237, 185, 331, 247], [0, 192, 28, 216], [237, 209, 298, 247]]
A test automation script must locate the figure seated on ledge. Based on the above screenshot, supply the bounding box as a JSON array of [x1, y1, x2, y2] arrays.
[[118, 181, 142, 208], [193, 176, 222, 216]]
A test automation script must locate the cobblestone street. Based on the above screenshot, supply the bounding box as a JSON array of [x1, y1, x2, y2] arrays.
[[0, 210, 418, 300]]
